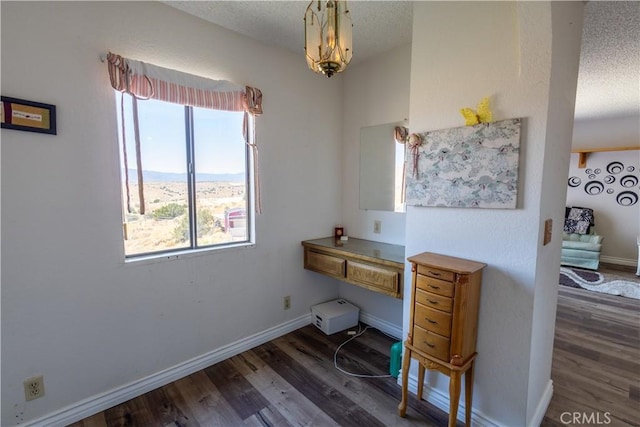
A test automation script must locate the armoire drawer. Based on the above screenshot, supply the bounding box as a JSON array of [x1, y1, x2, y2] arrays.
[[416, 274, 454, 297], [414, 303, 452, 338], [415, 289, 453, 313], [413, 325, 450, 361], [417, 265, 455, 282]]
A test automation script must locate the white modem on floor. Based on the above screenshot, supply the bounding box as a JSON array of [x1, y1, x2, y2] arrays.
[[311, 299, 359, 335]]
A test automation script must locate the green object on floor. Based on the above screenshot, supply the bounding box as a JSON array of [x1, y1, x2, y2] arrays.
[[390, 341, 403, 378]]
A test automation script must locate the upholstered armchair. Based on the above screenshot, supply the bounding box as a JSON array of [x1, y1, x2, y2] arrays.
[[561, 207, 603, 271]]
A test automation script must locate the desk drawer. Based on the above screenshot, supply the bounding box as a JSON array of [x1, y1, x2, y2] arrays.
[[415, 289, 453, 313], [305, 251, 345, 277], [416, 275, 454, 297], [347, 261, 399, 293], [414, 303, 452, 338], [417, 265, 455, 282], [413, 325, 450, 361]]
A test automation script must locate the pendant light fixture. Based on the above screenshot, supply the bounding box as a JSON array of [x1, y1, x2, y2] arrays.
[[304, 1, 353, 78]]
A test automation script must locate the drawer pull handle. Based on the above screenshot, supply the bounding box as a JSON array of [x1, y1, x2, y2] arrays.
[[427, 299, 439, 305], [428, 285, 440, 290], [429, 271, 441, 276], [423, 341, 435, 348], [425, 318, 437, 324]]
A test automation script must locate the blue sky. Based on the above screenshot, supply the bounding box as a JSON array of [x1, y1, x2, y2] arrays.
[[116, 93, 247, 174]]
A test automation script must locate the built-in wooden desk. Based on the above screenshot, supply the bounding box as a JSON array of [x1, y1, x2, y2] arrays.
[[301, 237, 405, 299]]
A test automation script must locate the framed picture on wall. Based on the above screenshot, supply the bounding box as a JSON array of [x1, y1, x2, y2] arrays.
[[405, 118, 522, 209], [1, 96, 57, 135]]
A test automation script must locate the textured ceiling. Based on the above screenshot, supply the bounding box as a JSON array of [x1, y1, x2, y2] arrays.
[[164, 1, 413, 66], [164, 1, 639, 120], [575, 1, 639, 120]]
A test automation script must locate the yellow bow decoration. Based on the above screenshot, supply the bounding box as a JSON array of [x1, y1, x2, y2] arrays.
[[460, 97, 493, 126]]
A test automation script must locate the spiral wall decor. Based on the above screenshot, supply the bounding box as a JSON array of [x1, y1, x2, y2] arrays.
[[617, 191, 638, 206], [568, 176, 581, 187], [620, 175, 638, 188], [606, 161, 624, 174], [584, 181, 604, 195], [568, 159, 638, 206]]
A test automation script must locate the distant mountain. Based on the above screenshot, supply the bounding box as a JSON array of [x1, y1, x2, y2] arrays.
[[125, 169, 245, 183]]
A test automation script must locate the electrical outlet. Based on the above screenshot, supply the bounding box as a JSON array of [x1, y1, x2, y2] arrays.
[[284, 296, 291, 310], [24, 375, 45, 401], [373, 220, 382, 234]]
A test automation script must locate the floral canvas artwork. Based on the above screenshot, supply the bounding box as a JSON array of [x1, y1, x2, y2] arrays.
[[405, 118, 521, 208]]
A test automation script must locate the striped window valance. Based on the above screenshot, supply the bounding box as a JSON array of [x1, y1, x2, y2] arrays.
[[105, 52, 263, 213], [106, 52, 251, 111]]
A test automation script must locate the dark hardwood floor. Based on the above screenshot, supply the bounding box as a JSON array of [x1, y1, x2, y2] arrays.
[[69, 325, 456, 427], [542, 265, 640, 426], [598, 261, 638, 277], [71, 264, 639, 427]]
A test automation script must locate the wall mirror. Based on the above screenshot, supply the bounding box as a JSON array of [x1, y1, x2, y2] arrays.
[[359, 121, 407, 212]]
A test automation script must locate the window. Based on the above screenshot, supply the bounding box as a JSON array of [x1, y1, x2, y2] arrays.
[[105, 52, 262, 259], [116, 93, 251, 258]]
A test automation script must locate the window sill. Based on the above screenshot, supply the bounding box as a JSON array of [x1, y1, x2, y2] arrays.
[[122, 241, 255, 266]]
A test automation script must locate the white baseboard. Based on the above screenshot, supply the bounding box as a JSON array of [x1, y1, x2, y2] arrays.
[[398, 371, 553, 427], [600, 255, 637, 268], [398, 368, 499, 427], [21, 313, 312, 427], [21, 308, 550, 427], [359, 311, 403, 340], [528, 380, 554, 427]]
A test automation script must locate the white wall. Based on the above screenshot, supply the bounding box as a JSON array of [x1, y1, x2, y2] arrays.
[[573, 115, 640, 150], [406, 2, 583, 426], [528, 2, 584, 421], [566, 150, 639, 263], [0, 2, 343, 424], [569, 115, 640, 264], [340, 44, 411, 328]]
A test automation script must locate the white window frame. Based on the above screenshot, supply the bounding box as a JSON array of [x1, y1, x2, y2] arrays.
[[116, 94, 256, 262]]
